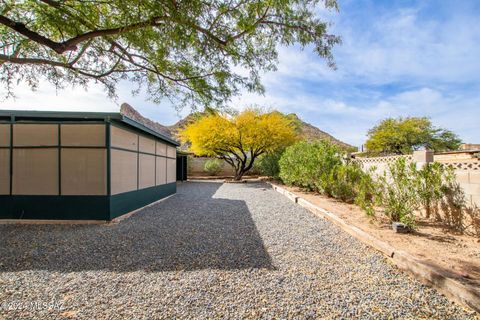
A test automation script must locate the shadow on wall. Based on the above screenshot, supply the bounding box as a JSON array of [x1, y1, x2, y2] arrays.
[[0, 182, 273, 272]]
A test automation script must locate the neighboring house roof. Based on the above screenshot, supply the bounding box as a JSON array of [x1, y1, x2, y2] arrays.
[[0, 109, 180, 146]]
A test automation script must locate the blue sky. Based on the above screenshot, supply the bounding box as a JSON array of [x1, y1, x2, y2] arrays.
[[1, 0, 479, 148]]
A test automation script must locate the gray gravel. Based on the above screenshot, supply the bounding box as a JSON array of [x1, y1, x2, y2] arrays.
[[0, 181, 477, 319]]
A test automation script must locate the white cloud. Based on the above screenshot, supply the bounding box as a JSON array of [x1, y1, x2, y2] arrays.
[[235, 86, 479, 148], [0, 81, 185, 125], [1, 1, 479, 148]]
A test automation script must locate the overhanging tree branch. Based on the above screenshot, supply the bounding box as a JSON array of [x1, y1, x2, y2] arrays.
[[0, 14, 169, 54]]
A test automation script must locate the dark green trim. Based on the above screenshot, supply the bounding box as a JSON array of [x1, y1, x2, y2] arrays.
[[110, 145, 175, 158], [13, 121, 106, 124], [59, 146, 106, 149], [110, 120, 178, 147], [137, 135, 140, 190], [0, 110, 179, 146], [176, 155, 188, 181], [106, 122, 111, 196], [109, 183, 176, 219], [9, 120, 13, 195], [118, 117, 179, 146], [154, 140, 157, 186], [58, 124, 61, 195], [0, 183, 176, 221], [0, 195, 110, 220], [11, 146, 58, 149]]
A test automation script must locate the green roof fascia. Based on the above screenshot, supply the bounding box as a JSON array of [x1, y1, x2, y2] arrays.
[[0, 109, 180, 146], [0, 109, 120, 121], [119, 115, 179, 146]]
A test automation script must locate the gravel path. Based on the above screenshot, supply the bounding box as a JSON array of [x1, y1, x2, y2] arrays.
[[0, 181, 477, 319]]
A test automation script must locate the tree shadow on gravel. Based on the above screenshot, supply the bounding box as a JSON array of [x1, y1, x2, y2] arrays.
[[0, 182, 274, 272]]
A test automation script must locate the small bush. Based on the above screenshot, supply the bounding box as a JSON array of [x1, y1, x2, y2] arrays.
[[257, 150, 283, 178], [378, 158, 419, 228], [328, 163, 364, 202], [416, 162, 454, 218], [204, 159, 222, 175], [437, 177, 480, 236], [279, 141, 341, 192], [354, 167, 380, 216]]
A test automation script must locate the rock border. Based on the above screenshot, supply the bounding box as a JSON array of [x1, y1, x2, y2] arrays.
[[268, 182, 480, 313]]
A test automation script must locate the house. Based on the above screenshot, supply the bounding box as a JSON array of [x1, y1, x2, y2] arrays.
[[0, 110, 179, 221]]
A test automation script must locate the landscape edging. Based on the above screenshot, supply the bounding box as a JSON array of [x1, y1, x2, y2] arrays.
[[268, 182, 480, 313]]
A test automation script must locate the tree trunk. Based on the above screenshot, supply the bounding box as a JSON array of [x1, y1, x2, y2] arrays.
[[234, 163, 246, 180], [425, 198, 431, 219]]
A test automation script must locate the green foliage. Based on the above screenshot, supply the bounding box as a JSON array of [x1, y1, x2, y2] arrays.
[[257, 150, 284, 179], [279, 141, 379, 215], [278, 140, 476, 235], [378, 158, 419, 228], [0, 0, 340, 108], [354, 167, 380, 216], [204, 159, 222, 176], [327, 163, 363, 202], [365, 117, 461, 155], [180, 109, 298, 180], [279, 141, 341, 192], [415, 162, 455, 218], [377, 158, 458, 229]]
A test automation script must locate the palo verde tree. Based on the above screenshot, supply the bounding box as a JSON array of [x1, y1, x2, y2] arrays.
[[365, 117, 461, 155], [0, 1, 340, 108], [179, 109, 298, 180]]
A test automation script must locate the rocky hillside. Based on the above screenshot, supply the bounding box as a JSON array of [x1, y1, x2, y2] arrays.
[[120, 103, 172, 137], [120, 103, 354, 151], [286, 113, 354, 150]]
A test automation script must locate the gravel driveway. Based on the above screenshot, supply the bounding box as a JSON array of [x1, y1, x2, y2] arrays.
[[0, 181, 476, 319]]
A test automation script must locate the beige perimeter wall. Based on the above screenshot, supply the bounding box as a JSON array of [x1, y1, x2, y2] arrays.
[[354, 154, 480, 207]]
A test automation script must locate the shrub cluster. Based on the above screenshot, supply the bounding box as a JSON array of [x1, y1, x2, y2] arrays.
[[268, 140, 478, 233], [376, 158, 468, 229], [257, 150, 284, 179], [278, 141, 378, 215], [204, 159, 222, 175]]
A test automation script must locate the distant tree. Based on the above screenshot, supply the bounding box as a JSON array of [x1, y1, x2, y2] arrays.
[[179, 109, 298, 180], [0, 1, 340, 109], [365, 117, 461, 155]]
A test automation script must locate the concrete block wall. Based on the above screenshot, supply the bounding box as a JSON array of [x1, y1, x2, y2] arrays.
[[455, 170, 480, 207], [189, 157, 235, 176]]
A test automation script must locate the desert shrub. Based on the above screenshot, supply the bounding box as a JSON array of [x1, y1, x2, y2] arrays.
[[328, 163, 365, 202], [248, 163, 262, 175], [416, 162, 455, 218], [257, 150, 283, 178], [377, 158, 479, 233], [465, 205, 480, 237], [204, 159, 222, 175], [378, 158, 419, 228], [279, 141, 341, 192], [328, 163, 381, 216], [187, 156, 194, 172], [353, 166, 380, 216], [277, 140, 478, 235], [279, 141, 378, 216], [437, 178, 480, 236]]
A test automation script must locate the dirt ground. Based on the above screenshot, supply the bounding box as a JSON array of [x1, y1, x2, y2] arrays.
[[279, 183, 480, 288]]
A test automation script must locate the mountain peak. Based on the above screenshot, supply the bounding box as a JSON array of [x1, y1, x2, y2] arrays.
[[119, 103, 354, 151], [120, 103, 173, 138]]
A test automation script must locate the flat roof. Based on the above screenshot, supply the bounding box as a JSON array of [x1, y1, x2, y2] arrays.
[[0, 109, 180, 146]]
